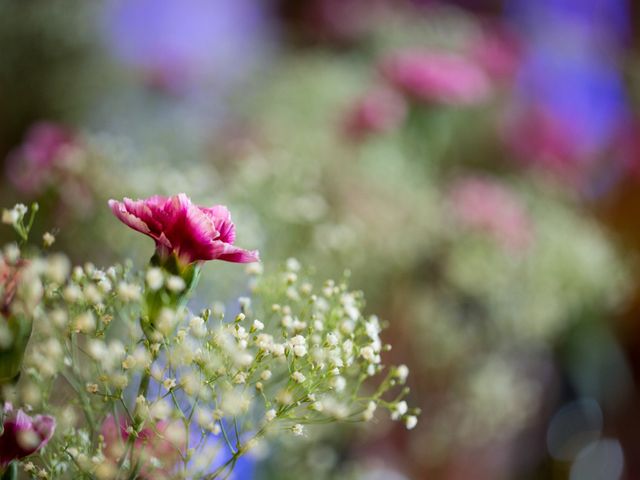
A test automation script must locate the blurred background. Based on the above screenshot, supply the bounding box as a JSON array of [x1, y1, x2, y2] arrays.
[[2, 0, 640, 478]]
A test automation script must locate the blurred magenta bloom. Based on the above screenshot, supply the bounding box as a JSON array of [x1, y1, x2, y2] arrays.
[[101, 415, 184, 478], [6, 122, 78, 195], [0, 403, 56, 468], [109, 194, 259, 265], [468, 26, 522, 83], [104, 0, 270, 93], [343, 88, 406, 141], [380, 51, 491, 105], [502, 105, 592, 183], [448, 177, 532, 251]]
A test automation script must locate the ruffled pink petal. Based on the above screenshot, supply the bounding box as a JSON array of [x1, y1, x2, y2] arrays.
[[160, 196, 219, 264], [200, 205, 236, 244], [108, 199, 153, 236], [211, 241, 260, 263]]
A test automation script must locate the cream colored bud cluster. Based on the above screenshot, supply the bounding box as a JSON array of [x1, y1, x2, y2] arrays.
[[2, 203, 28, 227]]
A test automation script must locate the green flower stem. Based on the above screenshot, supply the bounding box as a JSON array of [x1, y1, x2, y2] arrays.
[[0, 462, 17, 480]]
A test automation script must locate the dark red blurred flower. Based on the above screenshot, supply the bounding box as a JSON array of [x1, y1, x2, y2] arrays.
[[0, 403, 56, 468], [343, 88, 407, 141]]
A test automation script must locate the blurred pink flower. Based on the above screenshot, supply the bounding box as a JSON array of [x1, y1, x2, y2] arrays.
[[380, 51, 492, 105], [109, 194, 259, 265], [101, 415, 184, 479], [343, 88, 407, 141], [5, 122, 78, 195], [0, 403, 56, 468], [448, 177, 533, 251], [502, 106, 594, 184], [469, 27, 522, 83]]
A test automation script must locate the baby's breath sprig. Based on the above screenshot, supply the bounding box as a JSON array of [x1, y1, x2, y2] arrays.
[[2, 202, 39, 244], [1, 201, 417, 479]]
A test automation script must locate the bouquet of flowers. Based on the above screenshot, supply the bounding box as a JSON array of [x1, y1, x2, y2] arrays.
[[0, 196, 416, 479]]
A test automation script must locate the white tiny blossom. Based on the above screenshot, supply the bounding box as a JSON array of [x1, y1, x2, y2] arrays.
[[292, 318, 306, 331], [271, 343, 285, 357], [163, 378, 177, 391], [2, 207, 20, 225], [4, 244, 20, 264], [265, 409, 277, 422], [286, 258, 301, 272], [72, 266, 84, 282], [293, 345, 307, 357], [97, 278, 112, 294], [405, 415, 418, 430], [391, 401, 408, 420], [74, 312, 96, 334], [252, 319, 264, 331], [167, 276, 186, 293], [245, 263, 263, 275], [234, 326, 249, 341], [238, 297, 251, 310], [332, 376, 346, 392], [291, 371, 306, 383], [45, 254, 71, 285], [326, 332, 339, 347], [291, 424, 304, 436], [360, 346, 376, 362], [290, 335, 306, 346], [189, 316, 207, 338], [363, 401, 377, 421], [62, 285, 82, 303], [233, 371, 248, 384], [396, 364, 409, 383], [281, 315, 293, 329], [42, 232, 55, 247], [260, 370, 272, 381], [157, 308, 178, 336], [145, 268, 164, 291], [340, 319, 355, 335], [285, 272, 298, 284], [83, 284, 102, 305], [117, 282, 141, 302], [150, 401, 171, 420], [106, 266, 117, 280]]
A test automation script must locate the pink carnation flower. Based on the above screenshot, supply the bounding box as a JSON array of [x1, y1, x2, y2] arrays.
[[342, 87, 407, 141], [101, 415, 184, 479], [380, 50, 491, 105], [108, 194, 259, 265], [448, 177, 533, 251], [5, 122, 78, 195], [0, 403, 56, 468]]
